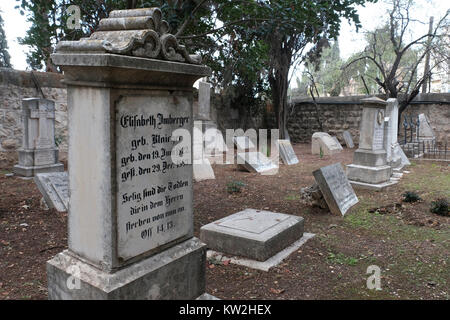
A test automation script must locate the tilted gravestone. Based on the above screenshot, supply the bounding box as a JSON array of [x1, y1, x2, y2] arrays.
[[331, 136, 344, 150], [234, 136, 256, 151], [13, 98, 64, 177], [346, 97, 394, 190], [34, 172, 69, 212], [193, 157, 215, 181], [46, 8, 211, 300], [237, 151, 278, 174], [311, 132, 342, 156], [417, 113, 435, 142], [277, 139, 299, 165], [313, 163, 358, 216], [342, 130, 355, 148]]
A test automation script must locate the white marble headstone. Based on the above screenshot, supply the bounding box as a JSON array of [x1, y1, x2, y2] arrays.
[[277, 139, 299, 165]]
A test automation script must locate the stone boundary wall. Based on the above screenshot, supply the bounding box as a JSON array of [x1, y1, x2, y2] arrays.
[[1, 67, 448, 159], [0, 68, 68, 154], [286, 94, 450, 145]]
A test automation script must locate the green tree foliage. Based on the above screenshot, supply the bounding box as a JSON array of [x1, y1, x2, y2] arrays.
[[182, 0, 376, 137], [297, 41, 347, 97], [0, 11, 11, 68]]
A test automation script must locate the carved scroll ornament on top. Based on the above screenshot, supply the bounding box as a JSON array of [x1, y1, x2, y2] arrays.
[[55, 7, 201, 64]]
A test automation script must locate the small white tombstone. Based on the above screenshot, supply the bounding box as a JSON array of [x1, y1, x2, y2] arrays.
[[311, 132, 342, 156], [193, 157, 215, 181], [237, 151, 278, 174], [342, 131, 355, 148], [418, 113, 435, 141], [277, 139, 299, 165]]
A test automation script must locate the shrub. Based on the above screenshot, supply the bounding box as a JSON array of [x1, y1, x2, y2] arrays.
[[402, 191, 421, 203], [430, 198, 449, 216], [226, 181, 245, 194]]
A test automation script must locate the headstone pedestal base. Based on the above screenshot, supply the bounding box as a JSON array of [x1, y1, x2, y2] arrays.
[[47, 238, 207, 300], [346, 163, 392, 184], [14, 148, 64, 177]]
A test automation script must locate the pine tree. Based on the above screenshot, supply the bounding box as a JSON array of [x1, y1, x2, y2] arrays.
[[0, 11, 12, 68]]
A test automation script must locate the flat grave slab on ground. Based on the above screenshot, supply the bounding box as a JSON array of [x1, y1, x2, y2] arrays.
[[200, 208, 304, 262]]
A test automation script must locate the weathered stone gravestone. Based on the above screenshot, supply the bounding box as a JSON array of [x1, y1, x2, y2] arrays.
[[342, 130, 355, 148], [46, 8, 211, 300], [237, 151, 278, 174], [278, 139, 299, 165], [332, 136, 344, 150], [311, 132, 342, 156], [13, 98, 64, 177], [385, 98, 403, 169], [346, 97, 395, 190], [417, 113, 435, 142], [198, 81, 211, 120], [234, 136, 256, 151], [34, 172, 69, 212], [193, 157, 215, 181], [200, 208, 304, 262], [313, 163, 358, 216]]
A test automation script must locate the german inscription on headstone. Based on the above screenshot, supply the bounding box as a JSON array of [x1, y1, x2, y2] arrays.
[[116, 95, 193, 260], [313, 163, 358, 216]]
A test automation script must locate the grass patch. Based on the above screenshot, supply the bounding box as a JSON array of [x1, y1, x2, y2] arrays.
[[285, 194, 300, 201], [327, 252, 359, 266]]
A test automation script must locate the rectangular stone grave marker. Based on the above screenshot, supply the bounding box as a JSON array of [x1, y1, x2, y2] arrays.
[[193, 157, 215, 181], [343, 131, 355, 148], [200, 209, 304, 261], [313, 163, 359, 216], [332, 136, 344, 150], [237, 151, 278, 174], [34, 172, 69, 212], [277, 139, 299, 165]]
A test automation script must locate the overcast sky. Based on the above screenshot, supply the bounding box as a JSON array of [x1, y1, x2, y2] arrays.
[[0, 0, 448, 75]]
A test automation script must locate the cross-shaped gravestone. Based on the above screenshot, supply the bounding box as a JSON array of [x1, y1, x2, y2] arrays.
[[13, 98, 63, 177], [30, 108, 55, 149]]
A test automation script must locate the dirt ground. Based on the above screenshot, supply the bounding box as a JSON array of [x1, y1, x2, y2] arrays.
[[0, 144, 448, 300]]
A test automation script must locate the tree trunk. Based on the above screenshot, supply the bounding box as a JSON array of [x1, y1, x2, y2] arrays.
[[268, 36, 292, 140]]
